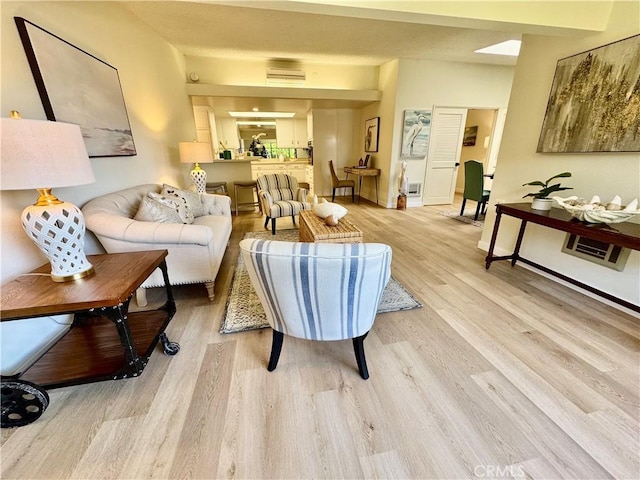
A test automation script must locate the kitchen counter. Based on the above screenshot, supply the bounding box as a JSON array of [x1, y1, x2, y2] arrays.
[[212, 159, 253, 164], [250, 159, 310, 165]]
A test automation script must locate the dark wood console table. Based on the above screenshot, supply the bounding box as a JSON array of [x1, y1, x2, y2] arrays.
[[485, 203, 640, 313], [1, 250, 179, 389]]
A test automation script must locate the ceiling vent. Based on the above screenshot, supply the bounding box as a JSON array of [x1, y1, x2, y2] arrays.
[[266, 68, 306, 85]]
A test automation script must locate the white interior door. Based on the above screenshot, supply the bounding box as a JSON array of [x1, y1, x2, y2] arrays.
[[422, 107, 467, 205]]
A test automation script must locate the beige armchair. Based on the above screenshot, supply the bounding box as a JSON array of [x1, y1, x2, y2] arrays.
[[256, 174, 311, 234], [82, 184, 232, 305]]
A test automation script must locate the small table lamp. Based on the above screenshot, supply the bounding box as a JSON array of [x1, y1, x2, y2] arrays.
[[179, 141, 214, 193], [1, 113, 96, 282]]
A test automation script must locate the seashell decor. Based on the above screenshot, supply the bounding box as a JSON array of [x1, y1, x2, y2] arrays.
[[553, 195, 640, 224]]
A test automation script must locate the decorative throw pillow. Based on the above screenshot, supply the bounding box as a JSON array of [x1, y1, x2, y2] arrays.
[[161, 184, 205, 217], [148, 191, 194, 224], [134, 195, 184, 224]]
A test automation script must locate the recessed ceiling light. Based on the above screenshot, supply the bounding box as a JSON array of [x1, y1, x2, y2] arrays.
[[229, 111, 295, 118], [252, 107, 259, 112], [475, 40, 521, 56], [236, 121, 277, 126]]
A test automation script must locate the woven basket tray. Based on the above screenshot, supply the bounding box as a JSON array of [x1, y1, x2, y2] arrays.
[[299, 210, 363, 243]]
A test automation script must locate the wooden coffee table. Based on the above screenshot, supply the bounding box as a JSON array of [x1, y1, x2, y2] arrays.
[[299, 210, 363, 243]]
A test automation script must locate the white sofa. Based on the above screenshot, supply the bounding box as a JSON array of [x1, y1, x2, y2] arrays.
[[82, 184, 232, 304]]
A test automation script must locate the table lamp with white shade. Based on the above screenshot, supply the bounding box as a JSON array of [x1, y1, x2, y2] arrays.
[[179, 141, 214, 193], [1, 112, 96, 282]]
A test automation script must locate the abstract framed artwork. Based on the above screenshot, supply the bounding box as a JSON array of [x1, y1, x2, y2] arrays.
[[15, 17, 136, 157], [364, 117, 379, 152], [537, 34, 640, 153], [401, 110, 431, 157]]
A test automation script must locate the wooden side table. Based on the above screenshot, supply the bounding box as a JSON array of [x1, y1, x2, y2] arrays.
[[343, 167, 381, 204], [299, 210, 363, 243], [1, 250, 179, 389]]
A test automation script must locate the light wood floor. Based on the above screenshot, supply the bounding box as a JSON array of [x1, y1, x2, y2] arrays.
[[2, 197, 638, 480]]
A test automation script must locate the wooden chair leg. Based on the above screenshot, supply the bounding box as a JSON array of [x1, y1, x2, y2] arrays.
[[271, 218, 277, 235], [204, 281, 214, 301], [351, 187, 354, 203], [332, 188, 336, 202], [352, 332, 370, 380], [268, 330, 284, 371], [292, 215, 296, 226], [474, 202, 481, 221], [264, 216, 270, 229], [460, 198, 467, 216]]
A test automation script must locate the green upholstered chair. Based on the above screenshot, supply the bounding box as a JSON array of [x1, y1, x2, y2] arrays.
[[460, 160, 490, 221]]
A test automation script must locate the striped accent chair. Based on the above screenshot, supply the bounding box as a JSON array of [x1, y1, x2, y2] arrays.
[[256, 174, 311, 234], [239, 239, 392, 379]]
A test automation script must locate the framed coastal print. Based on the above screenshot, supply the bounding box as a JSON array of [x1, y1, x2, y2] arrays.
[[401, 110, 431, 157], [537, 34, 640, 153], [364, 117, 379, 152], [15, 17, 136, 157]]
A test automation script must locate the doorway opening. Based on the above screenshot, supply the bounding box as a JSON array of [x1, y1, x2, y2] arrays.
[[422, 106, 506, 206]]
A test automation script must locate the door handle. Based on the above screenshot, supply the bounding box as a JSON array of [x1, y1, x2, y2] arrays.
[[455, 162, 460, 167]]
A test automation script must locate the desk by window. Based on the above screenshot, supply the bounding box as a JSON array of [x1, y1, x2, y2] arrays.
[[344, 167, 381, 204], [486, 203, 640, 312]]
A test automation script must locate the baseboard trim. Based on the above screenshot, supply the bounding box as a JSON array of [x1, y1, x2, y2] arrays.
[[476, 241, 640, 318]]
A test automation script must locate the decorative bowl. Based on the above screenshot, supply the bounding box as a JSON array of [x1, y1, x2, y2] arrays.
[[553, 196, 640, 224]]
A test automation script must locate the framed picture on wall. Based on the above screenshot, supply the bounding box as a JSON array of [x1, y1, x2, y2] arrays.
[[463, 125, 478, 146], [364, 117, 379, 152], [537, 33, 640, 153], [15, 17, 136, 157], [401, 110, 431, 157]]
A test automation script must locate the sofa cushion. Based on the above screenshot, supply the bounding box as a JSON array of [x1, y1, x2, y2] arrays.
[[149, 192, 194, 223], [134, 194, 185, 223], [162, 184, 205, 217]]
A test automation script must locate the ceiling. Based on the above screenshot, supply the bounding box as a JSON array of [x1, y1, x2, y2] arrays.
[[122, 1, 524, 67], [120, 1, 604, 119]]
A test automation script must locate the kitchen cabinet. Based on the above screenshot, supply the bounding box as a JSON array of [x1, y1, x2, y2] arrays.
[[192, 106, 216, 145], [216, 118, 240, 150], [251, 161, 314, 193], [276, 118, 308, 148]]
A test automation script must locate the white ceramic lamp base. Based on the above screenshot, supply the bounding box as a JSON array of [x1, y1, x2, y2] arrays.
[[21, 200, 94, 282], [190, 165, 207, 193]]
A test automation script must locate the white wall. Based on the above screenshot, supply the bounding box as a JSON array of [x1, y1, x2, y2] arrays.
[[386, 59, 514, 208], [480, 0, 640, 307], [1, 1, 195, 282], [185, 56, 380, 90], [312, 109, 361, 197], [362, 59, 398, 206]]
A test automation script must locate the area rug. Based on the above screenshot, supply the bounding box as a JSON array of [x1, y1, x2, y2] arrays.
[[220, 230, 423, 334], [438, 209, 484, 228]]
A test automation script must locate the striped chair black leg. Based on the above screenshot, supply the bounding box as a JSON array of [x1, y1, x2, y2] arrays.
[[352, 332, 370, 380], [268, 330, 284, 371]]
